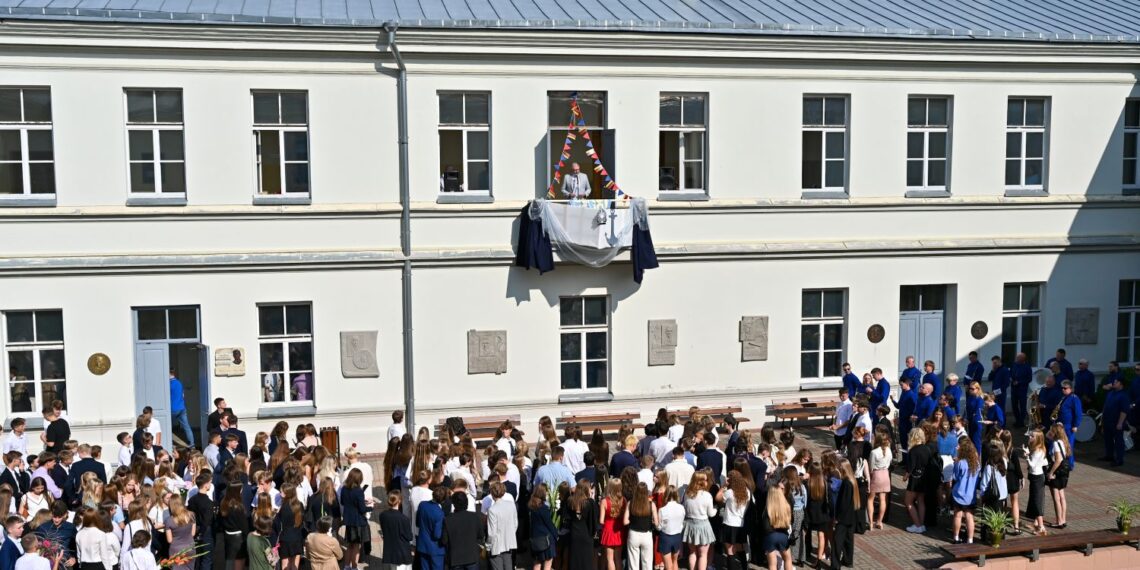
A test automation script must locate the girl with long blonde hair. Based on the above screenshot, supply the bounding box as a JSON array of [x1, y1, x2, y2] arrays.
[[763, 482, 794, 570], [681, 472, 715, 570]]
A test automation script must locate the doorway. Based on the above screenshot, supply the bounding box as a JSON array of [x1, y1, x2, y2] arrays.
[[899, 285, 947, 374], [133, 306, 210, 449]]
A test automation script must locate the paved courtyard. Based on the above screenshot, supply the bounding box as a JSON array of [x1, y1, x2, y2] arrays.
[[360, 426, 1140, 570]]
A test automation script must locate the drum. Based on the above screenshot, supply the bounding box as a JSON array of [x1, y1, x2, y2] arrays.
[[1075, 413, 1097, 442]]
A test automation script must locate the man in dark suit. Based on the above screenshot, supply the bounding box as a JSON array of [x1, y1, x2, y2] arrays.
[[574, 451, 598, 485], [696, 432, 725, 483], [206, 398, 233, 435], [215, 434, 239, 475], [64, 445, 105, 507], [0, 452, 26, 504], [441, 493, 484, 570], [0, 515, 24, 570], [48, 450, 72, 493], [220, 413, 248, 455], [187, 473, 215, 570], [131, 414, 149, 455], [608, 435, 638, 476]]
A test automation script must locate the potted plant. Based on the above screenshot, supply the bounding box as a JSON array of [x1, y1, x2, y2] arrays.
[[1108, 499, 1140, 534], [977, 507, 1013, 547]]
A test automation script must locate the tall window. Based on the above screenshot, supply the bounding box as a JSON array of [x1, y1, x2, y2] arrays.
[[659, 93, 706, 193], [1119, 280, 1140, 363], [438, 92, 490, 194], [125, 89, 185, 196], [801, 290, 846, 380], [258, 304, 314, 405], [802, 96, 847, 192], [1125, 99, 1139, 192], [4, 310, 66, 414], [560, 296, 608, 392], [548, 92, 607, 199], [252, 91, 309, 197], [1005, 97, 1048, 190], [0, 87, 55, 198], [907, 96, 950, 191], [1001, 283, 1042, 365]]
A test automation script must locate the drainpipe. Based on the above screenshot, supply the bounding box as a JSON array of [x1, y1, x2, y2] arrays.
[[384, 23, 415, 431]]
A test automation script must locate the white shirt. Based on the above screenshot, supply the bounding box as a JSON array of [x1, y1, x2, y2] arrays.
[[649, 437, 674, 469], [636, 468, 654, 489], [561, 439, 588, 474], [409, 486, 433, 537], [2, 433, 27, 456], [347, 461, 374, 489], [14, 552, 50, 570], [481, 492, 514, 514], [117, 445, 132, 468], [1027, 450, 1047, 475], [667, 424, 685, 444], [722, 488, 749, 527], [494, 438, 514, 460], [446, 464, 477, 498], [657, 502, 684, 535], [664, 460, 694, 494], [145, 417, 162, 441], [683, 491, 716, 521], [833, 400, 853, 435], [854, 413, 874, 441], [77, 526, 117, 569], [121, 548, 157, 570], [387, 423, 406, 442], [870, 447, 893, 471]]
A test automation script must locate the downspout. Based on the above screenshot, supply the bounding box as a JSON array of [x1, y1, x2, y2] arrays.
[[384, 23, 415, 431]]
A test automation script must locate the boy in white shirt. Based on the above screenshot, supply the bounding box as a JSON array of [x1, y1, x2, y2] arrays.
[[141, 407, 162, 447], [15, 535, 61, 570], [636, 455, 655, 489], [386, 411, 406, 442], [2, 419, 27, 457], [116, 432, 133, 468]]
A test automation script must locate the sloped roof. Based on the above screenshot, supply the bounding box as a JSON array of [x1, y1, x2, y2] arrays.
[[1, 0, 1139, 42]]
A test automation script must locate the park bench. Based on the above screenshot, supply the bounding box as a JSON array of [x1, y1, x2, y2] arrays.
[[435, 414, 521, 444], [668, 403, 750, 431], [557, 410, 644, 438], [766, 397, 838, 428], [942, 529, 1140, 567]]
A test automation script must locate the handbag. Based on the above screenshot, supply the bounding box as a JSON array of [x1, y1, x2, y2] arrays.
[[529, 534, 551, 553], [982, 467, 1001, 504], [265, 539, 281, 567]]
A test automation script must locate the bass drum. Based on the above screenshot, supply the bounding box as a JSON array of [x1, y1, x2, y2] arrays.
[[1075, 413, 1097, 442]]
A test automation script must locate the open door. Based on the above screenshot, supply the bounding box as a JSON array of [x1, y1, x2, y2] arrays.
[[133, 343, 172, 442]]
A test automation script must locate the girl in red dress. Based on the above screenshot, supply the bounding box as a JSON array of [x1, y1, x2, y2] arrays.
[[600, 478, 626, 570]]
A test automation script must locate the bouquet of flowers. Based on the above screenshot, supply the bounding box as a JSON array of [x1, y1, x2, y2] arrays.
[[159, 545, 211, 569]]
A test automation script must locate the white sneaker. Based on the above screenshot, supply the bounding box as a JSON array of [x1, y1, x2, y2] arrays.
[[906, 525, 922, 533], [918, 525, 927, 533]]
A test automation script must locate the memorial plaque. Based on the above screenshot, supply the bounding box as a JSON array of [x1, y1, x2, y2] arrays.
[[971, 321, 988, 340], [648, 320, 678, 366], [340, 331, 380, 378], [468, 330, 507, 374], [866, 324, 885, 344], [740, 316, 769, 362], [1065, 308, 1099, 345], [214, 348, 246, 377]]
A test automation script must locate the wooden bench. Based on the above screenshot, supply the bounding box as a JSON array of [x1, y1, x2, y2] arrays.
[[557, 410, 644, 437], [766, 398, 839, 428], [668, 404, 750, 431], [943, 529, 1140, 567], [435, 414, 521, 443]]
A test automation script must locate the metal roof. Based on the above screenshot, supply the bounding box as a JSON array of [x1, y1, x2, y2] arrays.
[[1, 0, 1139, 42]]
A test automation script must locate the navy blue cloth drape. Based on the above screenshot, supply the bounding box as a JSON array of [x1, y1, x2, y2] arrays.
[[514, 204, 555, 274]]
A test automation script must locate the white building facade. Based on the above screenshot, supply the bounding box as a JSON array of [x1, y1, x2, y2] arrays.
[[0, 6, 1138, 451]]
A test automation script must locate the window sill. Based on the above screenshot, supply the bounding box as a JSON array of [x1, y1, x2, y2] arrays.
[[1123, 188, 1140, 196], [253, 195, 312, 206], [256, 404, 317, 419], [557, 392, 614, 404], [127, 194, 188, 206], [1003, 188, 1048, 198], [799, 379, 843, 391], [905, 190, 951, 199], [0, 196, 56, 208], [656, 192, 710, 202], [800, 191, 849, 200], [436, 193, 494, 204]]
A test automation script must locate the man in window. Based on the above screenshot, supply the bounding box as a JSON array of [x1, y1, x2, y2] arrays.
[[560, 163, 591, 199], [263, 362, 283, 402]]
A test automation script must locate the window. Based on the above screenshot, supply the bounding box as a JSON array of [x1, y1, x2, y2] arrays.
[[907, 97, 950, 192], [659, 93, 706, 193], [258, 303, 314, 404], [1125, 99, 1139, 191], [438, 92, 490, 194], [4, 310, 66, 414], [548, 91, 608, 200], [125, 89, 185, 196], [1005, 98, 1048, 190], [252, 91, 309, 197], [1118, 280, 1140, 363], [899, 285, 947, 311], [801, 290, 846, 380], [135, 307, 199, 341], [802, 96, 848, 192], [0, 87, 55, 199], [560, 296, 609, 392], [1001, 283, 1042, 365]]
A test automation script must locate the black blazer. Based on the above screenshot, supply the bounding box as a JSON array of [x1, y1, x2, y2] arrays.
[[378, 509, 414, 565], [69, 458, 107, 484], [441, 510, 485, 567], [223, 429, 248, 455], [206, 408, 233, 434], [0, 469, 25, 501], [833, 479, 857, 526]]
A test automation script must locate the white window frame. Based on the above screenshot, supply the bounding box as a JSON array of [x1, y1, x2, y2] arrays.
[[0, 87, 55, 204], [2, 309, 66, 417], [1125, 98, 1139, 193], [1001, 283, 1043, 366], [800, 289, 847, 386], [1119, 280, 1140, 364], [1005, 97, 1049, 193], [257, 303, 314, 406], [437, 91, 491, 196], [658, 93, 708, 195], [906, 96, 951, 194], [251, 91, 310, 202], [559, 295, 610, 394], [124, 88, 186, 201], [801, 95, 849, 194]]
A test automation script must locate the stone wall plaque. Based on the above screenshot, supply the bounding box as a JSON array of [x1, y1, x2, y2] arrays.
[[467, 330, 507, 375], [866, 324, 885, 344], [739, 316, 769, 362], [971, 321, 989, 340], [340, 331, 379, 378], [214, 348, 246, 377], [1065, 308, 1099, 345], [648, 320, 678, 366]]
